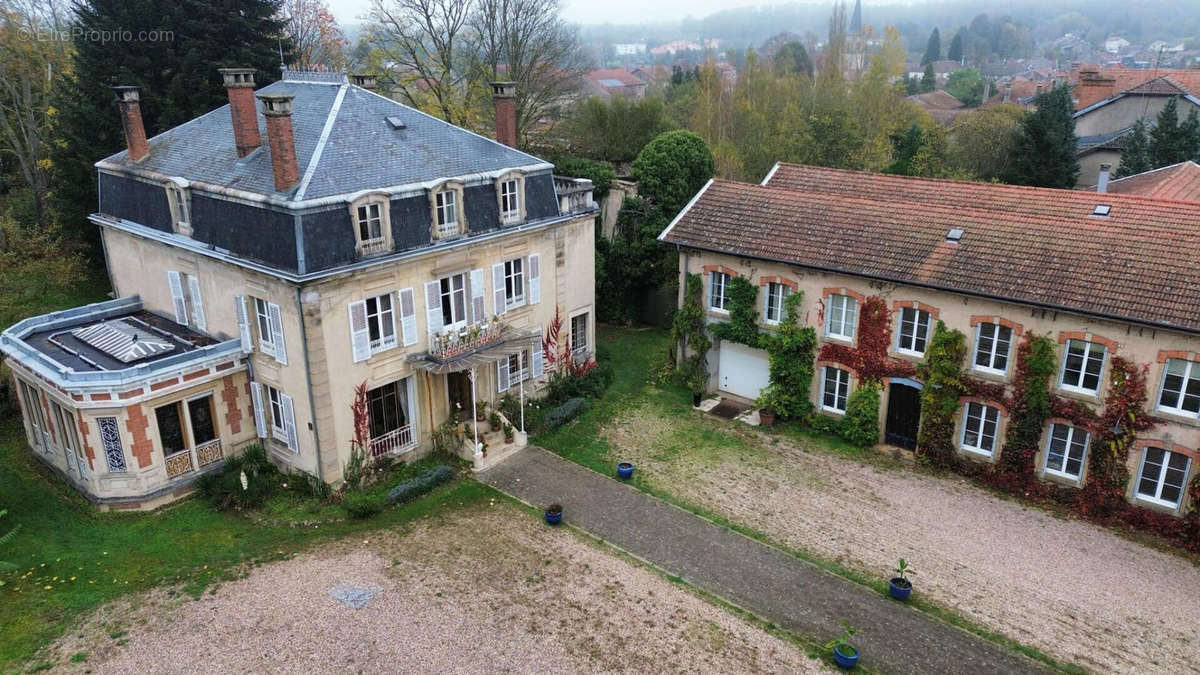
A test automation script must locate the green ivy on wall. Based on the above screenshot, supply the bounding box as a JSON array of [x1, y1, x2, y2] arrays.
[[915, 320, 967, 468], [671, 273, 712, 393], [759, 292, 816, 420], [710, 276, 763, 348], [996, 332, 1057, 488]]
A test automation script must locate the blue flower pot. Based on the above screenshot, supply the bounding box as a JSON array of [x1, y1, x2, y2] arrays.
[[544, 507, 562, 525], [889, 577, 912, 601], [617, 462, 635, 480], [833, 644, 859, 669]]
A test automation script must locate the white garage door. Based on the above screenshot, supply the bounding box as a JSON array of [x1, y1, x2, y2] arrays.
[[717, 342, 771, 401]]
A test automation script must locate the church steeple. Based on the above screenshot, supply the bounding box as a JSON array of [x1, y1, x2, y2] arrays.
[[850, 0, 862, 34]]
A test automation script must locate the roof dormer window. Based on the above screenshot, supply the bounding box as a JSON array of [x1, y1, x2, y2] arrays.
[[431, 181, 466, 239], [164, 179, 191, 236], [496, 171, 526, 225], [349, 194, 391, 257]]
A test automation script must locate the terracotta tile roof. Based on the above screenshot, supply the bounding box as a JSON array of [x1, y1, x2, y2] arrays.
[[1074, 66, 1200, 110], [661, 164, 1200, 333], [907, 90, 964, 110], [584, 69, 645, 88], [1098, 161, 1200, 202]]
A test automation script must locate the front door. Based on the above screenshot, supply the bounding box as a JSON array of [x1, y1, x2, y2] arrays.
[[885, 382, 922, 450], [446, 371, 472, 421]]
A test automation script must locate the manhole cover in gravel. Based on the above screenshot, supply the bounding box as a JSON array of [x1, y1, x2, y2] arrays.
[[328, 584, 382, 609]]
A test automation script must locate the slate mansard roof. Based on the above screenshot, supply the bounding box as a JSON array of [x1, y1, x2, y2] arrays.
[[97, 75, 551, 203], [659, 163, 1200, 334]]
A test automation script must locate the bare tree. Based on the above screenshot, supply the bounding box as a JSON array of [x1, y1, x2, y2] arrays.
[[469, 0, 587, 144], [821, 0, 846, 84], [365, 0, 475, 126], [279, 0, 349, 71], [0, 0, 71, 226]]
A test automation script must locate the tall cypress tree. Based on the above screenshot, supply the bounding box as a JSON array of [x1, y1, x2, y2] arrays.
[[922, 28, 941, 65], [1148, 96, 1186, 167], [1114, 119, 1151, 178], [920, 63, 936, 93], [50, 0, 289, 251], [947, 31, 964, 63], [1005, 85, 1079, 188], [1179, 109, 1200, 163]]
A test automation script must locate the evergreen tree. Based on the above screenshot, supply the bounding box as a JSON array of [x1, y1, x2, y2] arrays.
[[50, 0, 289, 251], [1005, 85, 1079, 188], [884, 123, 923, 175], [1180, 109, 1200, 163], [1148, 97, 1188, 167], [773, 42, 814, 78], [947, 31, 964, 63], [919, 63, 936, 93], [921, 27, 941, 65], [1114, 119, 1151, 179]]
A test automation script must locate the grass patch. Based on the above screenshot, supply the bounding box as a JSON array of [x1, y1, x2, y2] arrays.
[[0, 417, 488, 669]]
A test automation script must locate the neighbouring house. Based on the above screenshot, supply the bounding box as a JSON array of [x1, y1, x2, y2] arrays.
[[660, 163, 1200, 517], [905, 60, 960, 85], [981, 76, 1041, 109], [582, 68, 648, 101], [0, 69, 597, 510], [613, 43, 647, 56], [650, 40, 702, 57], [906, 90, 966, 125], [1104, 35, 1131, 54], [1084, 161, 1200, 201]]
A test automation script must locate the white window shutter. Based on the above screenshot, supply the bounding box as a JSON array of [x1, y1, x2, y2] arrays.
[[267, 302, 287, 365], [348, 300, 371, 363], [187, 276, 206, 331], [424, 280, 443, 341], [470, 268, 485, 324], [398, 288, 418, 346], [492, 263, 507, 316], [235, 295, 253, 353], [250, 383, 267, 439], [532, 330, 544, 378], [528, 254, 541, 305], [280, 392, 298, 453], [497, 358, 511, 392], [167, 270, 188, 325]]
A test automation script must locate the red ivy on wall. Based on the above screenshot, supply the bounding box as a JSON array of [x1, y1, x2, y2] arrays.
[[1079, 356, 1159, 517], [817, 296, 915, 384]]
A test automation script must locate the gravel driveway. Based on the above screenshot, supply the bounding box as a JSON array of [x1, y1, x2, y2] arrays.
[[604, 401, 1200, 673], [43, 500, 827, 674]]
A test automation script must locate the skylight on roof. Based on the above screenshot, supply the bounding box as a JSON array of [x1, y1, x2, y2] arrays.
[[386, 116, 406, 130], [72, 319, 175, 363], [1093, 204, 1112, 216], [946, 227, 964, 243]]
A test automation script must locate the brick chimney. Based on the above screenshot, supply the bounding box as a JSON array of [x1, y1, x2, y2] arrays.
[[1075, 69, 1117, 109], [219, 68, 261, 158], [490, 81, 517, 148], [350, 73, 378, 91], [112, 86, 149, 162], [256, 93, 299, 192]]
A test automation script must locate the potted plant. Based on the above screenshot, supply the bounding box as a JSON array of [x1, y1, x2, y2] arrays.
[[489, 411, 502, 430], [544, 503, 562, 525], [889, 558, 913, 601], [826, 621, 859, 669], [503, 423, 514, 443], [759, 406, 776, 427], [617, 461, 634, 480]]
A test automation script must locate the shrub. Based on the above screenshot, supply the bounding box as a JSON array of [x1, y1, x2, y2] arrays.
[[545, 397, 589, 429], [341, 492, 385, 519], [386, 465, 454, 505], [839, 384, 881, 447], [195, 445, 281, 511], [547, 362, 614, 403]]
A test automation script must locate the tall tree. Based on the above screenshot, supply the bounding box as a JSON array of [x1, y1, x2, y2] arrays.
[[773, 41, 813, 78], [561, 96, 674, 164], [279, 0, 348, 70], [947, 30, 964, 63], [921, 27, 941, 65], [1114, 119, 1150, 179], [50, 0, 289, 249], [1148, 97, 1200, 167], [631, 130, 714, 218], [469, 0, 587, 146], [919, 63, 935, 93], [821, 1, 846, 84], [947, 103, 1023, 180], [1181, 109, 1200, 162], [1005, 85, 1079, 188]]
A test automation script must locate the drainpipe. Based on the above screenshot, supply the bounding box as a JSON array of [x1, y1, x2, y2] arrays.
[[294, 286, 325, 483]]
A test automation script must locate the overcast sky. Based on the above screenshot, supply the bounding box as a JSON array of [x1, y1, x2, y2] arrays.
[[326, 0, 837, 28]]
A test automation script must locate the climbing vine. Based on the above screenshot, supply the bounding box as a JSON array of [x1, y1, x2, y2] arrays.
[[671, 273, 711, 393], [995, 332, 1057, 490], [1079, 357, 1157, 517], [710, 276, 762, 348], [818, 296, 915, 384], [840, 383, 882, 447], [915, 321, 967, 468], [759, 292, 816, 420]]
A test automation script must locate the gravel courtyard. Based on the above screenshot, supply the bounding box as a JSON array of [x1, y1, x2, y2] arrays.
[[42, 500, 827, 674], [604, 400, 1200, 674]]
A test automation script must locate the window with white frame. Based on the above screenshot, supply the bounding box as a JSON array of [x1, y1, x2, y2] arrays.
[[439, 273, 468, 328], [254, 297, 276, 354], [571, 312, 589, 356], [1044, 423, 1089, 480], [165, 182, 191, 234], [896, 307, 931, 355], [1060, 339, 1106, 394], [973, 322, 1012, 374], [960, 402, 1000, 456], [764, 282, 789, 324], [365, 293, 397, 352], [434, 189, 459, 238], [1136, 446, 1190, 508], [500, 179, 521, 223], [1157, 358, 1200, 417], [821, 366, 851, 413], [354, 201, 388, 254], [504, 258, 525, 308], [825, 294, 858, 340], [266, 385, 287, 440], [506, 348, 531, 385], [709, 271, 730, 311]]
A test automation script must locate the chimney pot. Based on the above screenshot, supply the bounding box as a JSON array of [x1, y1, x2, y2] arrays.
[[219, 67, 261, 158], [350, 73, 378, 91], [256, 93, 299, 192], [490, 81, 518, 148], [112, 85, 149, 162], [1098, 163, 1112, 193]]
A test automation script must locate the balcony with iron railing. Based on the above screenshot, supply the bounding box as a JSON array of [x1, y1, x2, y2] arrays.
[[368, 425, 416, 459]]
